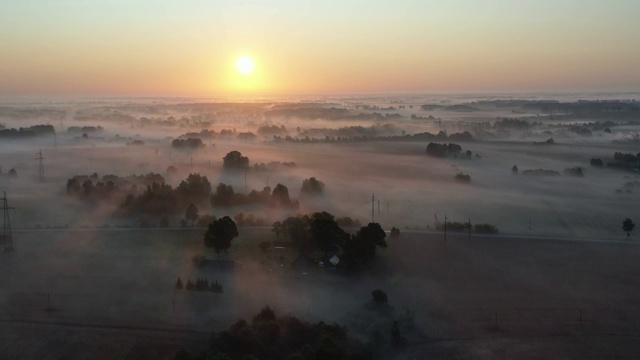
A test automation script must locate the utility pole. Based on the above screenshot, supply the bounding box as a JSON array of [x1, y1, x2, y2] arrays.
[[35, 150, 45, 182], [444, 214, 447, 243], [371, 194, 375, 222], [1, 191, 15, 252]]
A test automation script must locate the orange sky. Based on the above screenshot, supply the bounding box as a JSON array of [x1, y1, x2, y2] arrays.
[[1, 1, 639, 97]]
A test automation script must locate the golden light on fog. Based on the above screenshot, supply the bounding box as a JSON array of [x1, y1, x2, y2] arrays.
[[236, 56, 255, 75]]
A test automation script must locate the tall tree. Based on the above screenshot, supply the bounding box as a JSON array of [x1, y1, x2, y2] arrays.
[[271, 183, 291, 206], [309, 212, 346, 256], [204, 216, 239, 254]]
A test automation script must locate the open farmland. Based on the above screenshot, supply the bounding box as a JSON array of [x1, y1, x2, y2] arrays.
[[2, 228, 640, 359]]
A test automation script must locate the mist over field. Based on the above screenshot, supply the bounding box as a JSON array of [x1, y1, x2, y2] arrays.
[[0, 95, 638, 237], [1, 94, 640, 359]]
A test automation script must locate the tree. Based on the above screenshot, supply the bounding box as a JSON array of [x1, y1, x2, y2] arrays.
[[271, 221, 283, 241], [271, 183, 291, 206], [223, 150, 249, 170], [66, 178, 81, 194], [343, 223, 387, 270], [204, 216, 239, 254], [185, 203, 199, 226], [301, 177, 325, 196], [279, 215, 312, 251], [211, 183, 235, 207], [590, 158, 604, 168], [454, 173, 471, 183], [512, 165, 519, 175], [177, 173, 212, 204], [309, 212, 347, 256], [623, 218, 635, 238]]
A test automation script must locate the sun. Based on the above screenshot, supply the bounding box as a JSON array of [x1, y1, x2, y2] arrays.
[[236, 56, 255, 75]]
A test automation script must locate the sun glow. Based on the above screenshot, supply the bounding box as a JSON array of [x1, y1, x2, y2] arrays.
[[236, 56, 255, 75]]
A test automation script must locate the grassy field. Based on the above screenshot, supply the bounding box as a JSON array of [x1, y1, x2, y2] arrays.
[[2, 228, 640, 359]]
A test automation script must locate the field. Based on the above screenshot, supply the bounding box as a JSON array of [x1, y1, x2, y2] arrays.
[[1, 97, 639, 358], [2, 228, 640, 359]]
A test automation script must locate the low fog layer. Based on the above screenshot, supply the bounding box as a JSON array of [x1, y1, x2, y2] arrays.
[[0, 96, 638, 238], [1, 95, 640, 359]]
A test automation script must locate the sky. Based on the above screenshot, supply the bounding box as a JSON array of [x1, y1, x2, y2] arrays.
[[1, 0, 639, 97]]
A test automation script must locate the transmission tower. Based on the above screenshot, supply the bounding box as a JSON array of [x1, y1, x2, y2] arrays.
[[1, 191, 14, 252], [35, 150, 45, 182]]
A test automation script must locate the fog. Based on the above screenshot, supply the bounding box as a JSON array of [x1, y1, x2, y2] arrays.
[[1, 95, 640, 358]]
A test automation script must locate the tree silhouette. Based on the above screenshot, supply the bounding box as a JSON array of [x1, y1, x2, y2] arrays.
[[309, 212, 346, 256], [204, 216, 239, 254], [343, 223, 387, 270], [271, 183, 291, 206], [278, 215, 312, 251], [177, 173, 211, 204], [301, 177, 325, 196], [211, 183, 235, 207], [185, 203, 199, 226], [223, 150, 249, 170], [623, 218, 635, 238]]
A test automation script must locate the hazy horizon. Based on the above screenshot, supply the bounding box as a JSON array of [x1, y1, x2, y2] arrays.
[[2, 1, 640, 97]]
